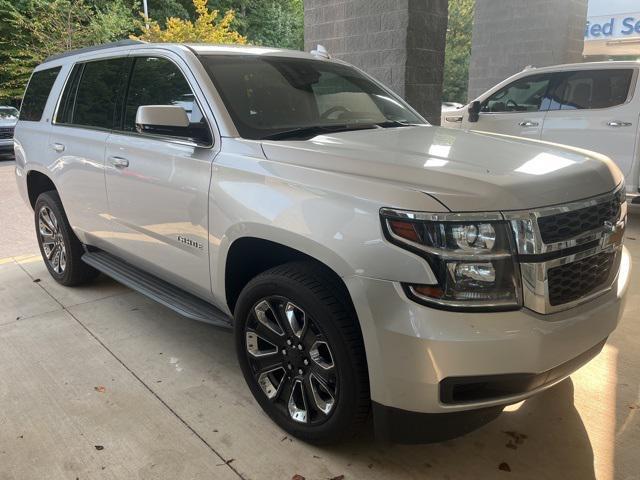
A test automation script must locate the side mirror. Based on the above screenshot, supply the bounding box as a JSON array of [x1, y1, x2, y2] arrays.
[[467, 101, 481, 123], [135, 105, 211, 145]]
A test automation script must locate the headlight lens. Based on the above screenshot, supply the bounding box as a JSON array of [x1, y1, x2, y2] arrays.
[[382, 209, 522, 311]]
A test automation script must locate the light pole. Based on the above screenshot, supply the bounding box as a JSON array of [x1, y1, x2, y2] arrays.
[[142, 0, 149, 29]]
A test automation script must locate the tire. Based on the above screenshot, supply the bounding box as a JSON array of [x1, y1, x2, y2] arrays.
[[34, 191, 99, 286], [234, 261, 370, 444]]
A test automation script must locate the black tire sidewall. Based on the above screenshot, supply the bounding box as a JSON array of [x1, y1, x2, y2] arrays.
[[234, 270, 364, 444], [34, 191, 89, 285]]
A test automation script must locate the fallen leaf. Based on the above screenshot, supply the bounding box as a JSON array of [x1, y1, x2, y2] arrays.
[[94, 386, 106, 393], [33, 278, 41, 283], [329, 476, 345, 480], [94, 445, 104, 451], [498, 462, 511, 472], [292, 475, 305, 480]]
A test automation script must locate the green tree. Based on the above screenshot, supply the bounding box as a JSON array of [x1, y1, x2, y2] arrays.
[[132, 0, 246, 44], [443, 0, 474, 103], [205, 0, 303, 50], [0, 0, 136, 103]]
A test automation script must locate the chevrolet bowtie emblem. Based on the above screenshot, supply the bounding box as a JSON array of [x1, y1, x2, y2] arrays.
[[603, 221, 616, 233]]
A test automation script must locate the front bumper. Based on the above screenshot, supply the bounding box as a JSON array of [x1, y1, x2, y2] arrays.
[[345, 246, 630, 440]]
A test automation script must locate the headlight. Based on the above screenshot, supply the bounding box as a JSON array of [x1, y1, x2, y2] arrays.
[[380, 208, 522, 311]]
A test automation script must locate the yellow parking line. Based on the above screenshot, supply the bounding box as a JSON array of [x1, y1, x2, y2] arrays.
[[0, 254, 41, 266], [14, 254, 41, 264]]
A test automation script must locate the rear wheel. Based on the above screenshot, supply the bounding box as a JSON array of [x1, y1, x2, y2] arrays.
[[34, 191, 98, 286], [234, 261, 370, 444]]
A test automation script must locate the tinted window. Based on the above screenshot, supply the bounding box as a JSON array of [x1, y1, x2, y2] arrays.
[[551, 69, 633, 110], [55, 64, 83, 125], [19, 67, 61, 121], [72, 58, 126, 129], [200, 55, 424, 140], [123, 57, 204, 134], [482, 74, 551, 113]]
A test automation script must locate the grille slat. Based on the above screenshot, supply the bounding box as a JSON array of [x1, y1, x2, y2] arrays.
[[538, 197, 620, 244], [547, 251, 615, 306], [0, 127, 14, 139]]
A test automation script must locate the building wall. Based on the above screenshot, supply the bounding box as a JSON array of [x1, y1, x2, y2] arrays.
[[304, 0, 448, 124], [467, 0, 588, 101]]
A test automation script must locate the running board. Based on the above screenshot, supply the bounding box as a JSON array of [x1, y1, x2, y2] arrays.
[[82, 250, 232, 328]]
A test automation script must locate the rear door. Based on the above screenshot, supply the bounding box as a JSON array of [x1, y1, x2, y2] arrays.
[[462, 73, 554, 139], [46, 57, 128, 241], [541, 68, 638, 181], [103, 53, 217, 299]]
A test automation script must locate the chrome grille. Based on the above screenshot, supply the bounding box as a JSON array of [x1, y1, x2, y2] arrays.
[[547, 251, 615, 306], [504, 185, 626, 314], [0, 127, 14, 139], [537, 194, 621, 244]]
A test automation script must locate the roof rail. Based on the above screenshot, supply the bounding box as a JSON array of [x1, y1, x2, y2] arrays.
[[43, 39, 146, 63]]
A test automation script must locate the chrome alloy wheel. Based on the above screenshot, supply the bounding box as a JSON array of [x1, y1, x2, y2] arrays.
[[245, 297, 338, 425], [38, 206, 67, 274]]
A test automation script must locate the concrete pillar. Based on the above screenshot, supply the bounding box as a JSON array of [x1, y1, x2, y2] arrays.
[[467, 0, 588, 101], [304, 0, 448, 125]]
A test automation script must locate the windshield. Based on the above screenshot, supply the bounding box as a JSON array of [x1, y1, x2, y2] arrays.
[[199, 55, 425, 140], [0, 107, 19, 120]]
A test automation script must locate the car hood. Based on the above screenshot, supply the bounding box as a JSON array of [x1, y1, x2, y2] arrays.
[[260, 125, 623, 212]]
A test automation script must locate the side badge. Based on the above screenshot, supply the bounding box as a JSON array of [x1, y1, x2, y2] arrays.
[[177, 235, 204, 250]]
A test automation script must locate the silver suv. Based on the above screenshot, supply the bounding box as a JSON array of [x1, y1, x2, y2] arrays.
[[14, 40, 631, 443]]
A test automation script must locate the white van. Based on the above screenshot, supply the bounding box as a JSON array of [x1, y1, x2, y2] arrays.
[[443, 62, 640, 204]]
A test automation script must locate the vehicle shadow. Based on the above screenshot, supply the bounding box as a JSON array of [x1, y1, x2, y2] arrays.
[[610, 213, 640, 480], [328, 378, 597, 479]]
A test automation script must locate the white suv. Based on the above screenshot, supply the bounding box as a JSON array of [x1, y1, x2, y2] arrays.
[[14, 41, 631, 444], [443, 61, 640, 205]]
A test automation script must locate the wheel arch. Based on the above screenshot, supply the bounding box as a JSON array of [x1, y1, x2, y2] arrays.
[[223, 235, 354, 316], [26, 169, 57, 208]]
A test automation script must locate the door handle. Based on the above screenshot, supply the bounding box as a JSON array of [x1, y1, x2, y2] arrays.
[[607, 121, 632, 127], [109, 156, 129, 168], [518, 121, 539, 127], [51, 143, 65, 153]]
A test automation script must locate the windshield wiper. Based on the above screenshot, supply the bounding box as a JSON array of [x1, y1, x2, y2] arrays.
[[260, 123, 377, 141], [375, 120, 422, 128]]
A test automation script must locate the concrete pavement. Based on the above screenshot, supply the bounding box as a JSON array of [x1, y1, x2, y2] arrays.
[[0, 159, 639, 480]]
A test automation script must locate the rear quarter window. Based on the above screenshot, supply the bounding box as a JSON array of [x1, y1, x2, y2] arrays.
[[551, 69, 634, 110], [19, 66, 62, 122]]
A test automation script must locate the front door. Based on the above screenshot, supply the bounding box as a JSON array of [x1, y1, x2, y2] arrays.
[[104, 54, 217, 299], [462, 73, 553, 140], [541, 68, 638, 182]]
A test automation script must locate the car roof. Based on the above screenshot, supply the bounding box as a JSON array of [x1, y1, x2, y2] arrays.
[[39, 40, 335, 70], [520, 60, 640, 74]]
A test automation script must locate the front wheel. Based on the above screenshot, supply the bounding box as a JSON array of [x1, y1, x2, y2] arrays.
[[234, 262, 370, 444]]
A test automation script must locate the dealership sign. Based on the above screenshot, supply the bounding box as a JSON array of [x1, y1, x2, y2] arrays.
[[584, 0, 640, 56], [585, 15, 640, 39]]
